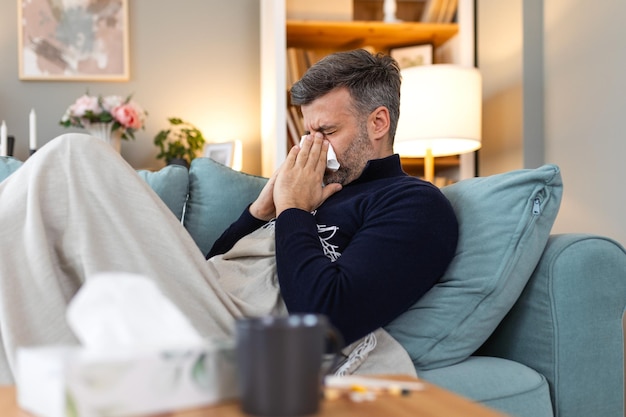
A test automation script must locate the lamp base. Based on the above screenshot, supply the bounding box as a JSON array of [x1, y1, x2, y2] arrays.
[[424, 148, 434, 183], [400, 154, 461, 181]]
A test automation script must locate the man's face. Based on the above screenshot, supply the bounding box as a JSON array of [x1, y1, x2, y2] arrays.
[[301, 88, 374, 186]]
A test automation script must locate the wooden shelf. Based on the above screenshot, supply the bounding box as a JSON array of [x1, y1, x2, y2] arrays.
[[286, 20, 458, 52]]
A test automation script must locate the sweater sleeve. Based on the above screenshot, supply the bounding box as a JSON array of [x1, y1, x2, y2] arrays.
[[274, 185, 458, 344], [205, 207, 268, 259]]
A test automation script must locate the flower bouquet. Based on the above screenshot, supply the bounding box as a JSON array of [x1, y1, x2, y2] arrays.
[[60, 93, 147, 144]]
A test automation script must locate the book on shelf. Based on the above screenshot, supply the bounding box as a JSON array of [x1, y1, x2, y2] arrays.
[[286, 47, 299, 88], [286, 47, 327, 150], [421, 0, 457, 23], [286, 48, 326, 85], [286, 104, 304, 148], [442, 0, 458, 23], [286, 48, 305, 88], [421, 0, 440, 22], [288, 105, 304, 136], [286, 109, 301, 149]]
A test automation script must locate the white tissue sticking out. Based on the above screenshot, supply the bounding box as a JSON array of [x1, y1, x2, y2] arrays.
[[300, 135, 340, 171], [66, 273, 204, 351]]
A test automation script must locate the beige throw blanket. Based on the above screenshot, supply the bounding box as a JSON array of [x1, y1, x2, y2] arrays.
[[208, 223, 417, 378], [0, 134, 415, 383]]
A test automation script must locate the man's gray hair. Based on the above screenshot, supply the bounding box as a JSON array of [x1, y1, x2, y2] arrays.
[[290, 49, 401, 141]]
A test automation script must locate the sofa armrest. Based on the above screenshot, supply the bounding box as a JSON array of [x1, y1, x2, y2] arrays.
[[479, 234, 626, 417]]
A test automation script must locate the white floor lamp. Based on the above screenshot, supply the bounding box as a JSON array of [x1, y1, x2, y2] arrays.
[[395, 64, 482, 183]]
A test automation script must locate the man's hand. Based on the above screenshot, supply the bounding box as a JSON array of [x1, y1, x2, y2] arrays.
[[273, 133, 342, 217], [249, 169, 279, 221]]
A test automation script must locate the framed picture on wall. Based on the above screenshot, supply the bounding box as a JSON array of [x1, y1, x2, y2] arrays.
[[389, 44, 433, 69], [18, 0, 130, 81], [204, 142, 237, 168]]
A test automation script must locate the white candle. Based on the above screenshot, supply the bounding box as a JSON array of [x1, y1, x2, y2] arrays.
[[0, 120, 7, 157], [29, 108, 37, 150]]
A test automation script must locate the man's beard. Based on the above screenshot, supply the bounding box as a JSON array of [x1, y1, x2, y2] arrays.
[[323, 126, 373, 186]]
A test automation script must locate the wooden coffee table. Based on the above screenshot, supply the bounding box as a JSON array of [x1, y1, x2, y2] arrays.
[[0, 377, 508, 417]]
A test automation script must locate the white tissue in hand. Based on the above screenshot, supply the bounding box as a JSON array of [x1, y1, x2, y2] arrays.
[[66, 273, 203, 350], [300, 136, 340, 171]]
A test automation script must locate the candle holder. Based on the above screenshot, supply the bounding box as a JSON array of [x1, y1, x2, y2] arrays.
[[7, 136, 15, 157]]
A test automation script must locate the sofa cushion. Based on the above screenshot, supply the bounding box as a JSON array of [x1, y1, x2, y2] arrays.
[[184, 158, 268, 256], [0, 157, 24, 182], [419, 357, 554, 417], [385, 164, 563, 370], [136, 164, 189, 221]]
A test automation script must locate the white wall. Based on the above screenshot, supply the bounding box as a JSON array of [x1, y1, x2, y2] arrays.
[[479, 0, 626, 246], [0, 0, 261, 173], [477, 0, 524, 176], [544, 0, 626, 245]]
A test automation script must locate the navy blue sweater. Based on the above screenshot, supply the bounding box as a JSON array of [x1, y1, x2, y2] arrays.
[[208, 155, 458, 344]]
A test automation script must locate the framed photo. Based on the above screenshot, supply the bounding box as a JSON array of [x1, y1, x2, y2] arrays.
[[389, 44, 433, 69], [204, 142, 237, 168], [18, 0, 130, 81]]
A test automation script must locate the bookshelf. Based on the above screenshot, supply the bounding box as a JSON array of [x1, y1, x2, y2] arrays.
[[286, 20, 458, 51], [260, 0, 475, 179]]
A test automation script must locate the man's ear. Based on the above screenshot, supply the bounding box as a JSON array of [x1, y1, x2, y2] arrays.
[[368, 106, 390, 140]]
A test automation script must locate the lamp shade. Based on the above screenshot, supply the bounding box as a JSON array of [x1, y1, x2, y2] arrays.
[[395, 64, 482, 157]]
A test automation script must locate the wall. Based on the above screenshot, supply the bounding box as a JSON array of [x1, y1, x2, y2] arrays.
[[3, 1, 625, 245], [477, 0, 524, 176], [478, 0, 626, 246], [0, 0, 261, 173], [544, 0, 626, 245]]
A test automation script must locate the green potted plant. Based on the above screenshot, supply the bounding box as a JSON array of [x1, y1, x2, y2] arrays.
[[154, 117, 206, 168]]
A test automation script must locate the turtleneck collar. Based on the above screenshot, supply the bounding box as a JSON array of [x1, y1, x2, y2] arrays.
[[348, 154, 407, 186]]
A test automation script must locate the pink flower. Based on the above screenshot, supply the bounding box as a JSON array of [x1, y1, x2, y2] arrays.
[[60, 92, 146, 140], [112, 102, 144, 130], [69, 94, 100, 117]]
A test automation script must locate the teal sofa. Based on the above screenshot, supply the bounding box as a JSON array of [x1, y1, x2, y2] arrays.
[[1, 154, 624, 417]]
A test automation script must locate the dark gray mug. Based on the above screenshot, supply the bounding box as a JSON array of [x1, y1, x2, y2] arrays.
[[235, 314, 343, 416]]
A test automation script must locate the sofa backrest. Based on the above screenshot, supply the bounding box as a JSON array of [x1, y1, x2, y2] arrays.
[[184, 158, 267, 256], [136, 165, 189, 221], [0, 157, 23, 181]]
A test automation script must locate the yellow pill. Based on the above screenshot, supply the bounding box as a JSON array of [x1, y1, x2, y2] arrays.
[[350, 384, 369, 393]]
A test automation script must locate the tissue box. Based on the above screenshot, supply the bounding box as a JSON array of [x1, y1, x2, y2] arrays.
[[17, 340, 238, 417]]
